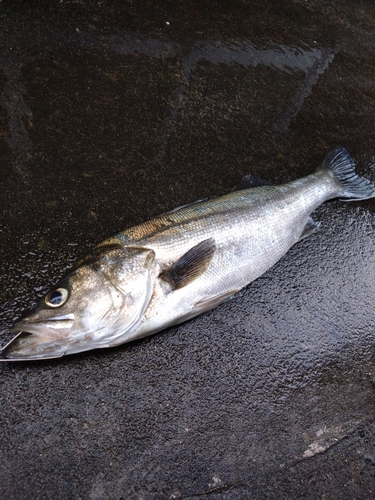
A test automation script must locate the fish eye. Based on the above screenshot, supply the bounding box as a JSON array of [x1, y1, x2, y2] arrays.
[[45, 288, 69, 308]]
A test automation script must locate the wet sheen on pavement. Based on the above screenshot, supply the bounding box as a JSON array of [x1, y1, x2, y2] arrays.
[[1, 1, 375, 498]]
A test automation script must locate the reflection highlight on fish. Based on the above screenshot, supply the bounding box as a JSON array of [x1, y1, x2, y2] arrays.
[[1, 147, 374, 361]]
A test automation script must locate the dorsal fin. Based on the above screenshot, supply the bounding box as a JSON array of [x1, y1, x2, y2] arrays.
[[158, 198, 209, 217], [232, 174, 272, 191]]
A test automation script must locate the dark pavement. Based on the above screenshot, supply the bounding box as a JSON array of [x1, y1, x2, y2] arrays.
[[1, 1, 375, 498]]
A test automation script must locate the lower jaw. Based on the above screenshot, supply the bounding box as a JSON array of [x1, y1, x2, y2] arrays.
[[0, 331, 67, 361]]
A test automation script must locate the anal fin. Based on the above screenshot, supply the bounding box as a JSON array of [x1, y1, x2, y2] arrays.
[[160, 238, 216, 290], [299, 217, 320, 241]]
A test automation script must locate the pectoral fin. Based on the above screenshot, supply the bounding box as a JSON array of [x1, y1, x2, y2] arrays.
[[161, 238, 216, 290]]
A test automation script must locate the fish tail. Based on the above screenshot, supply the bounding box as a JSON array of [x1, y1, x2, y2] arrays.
[[318, 147, 375, 201]]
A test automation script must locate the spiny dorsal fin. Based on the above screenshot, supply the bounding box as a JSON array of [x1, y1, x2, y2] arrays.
[[161, 238, 216, 290], [158, 197, 209, 216], [232, 174, 272, 191]]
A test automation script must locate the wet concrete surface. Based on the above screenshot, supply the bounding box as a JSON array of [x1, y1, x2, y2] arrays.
[[1, 0, 375, 498]]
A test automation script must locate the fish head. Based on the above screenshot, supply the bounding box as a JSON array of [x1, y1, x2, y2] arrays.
[[2, 244, 156, 360]]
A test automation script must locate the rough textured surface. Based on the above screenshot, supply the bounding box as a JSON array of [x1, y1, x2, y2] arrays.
[[1, 1, 375, 498]]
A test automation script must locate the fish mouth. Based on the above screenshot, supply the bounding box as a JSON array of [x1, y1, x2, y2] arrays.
[[0, 331, 66, 361], [0, 316, 75, 361]]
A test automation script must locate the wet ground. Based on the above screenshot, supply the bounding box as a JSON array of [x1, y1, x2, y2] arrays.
[[1, 0, 375, 498]]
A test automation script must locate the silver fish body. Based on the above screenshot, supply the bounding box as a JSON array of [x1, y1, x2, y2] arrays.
[[2, 147, 375, 360], [107, 170, 333, 342]]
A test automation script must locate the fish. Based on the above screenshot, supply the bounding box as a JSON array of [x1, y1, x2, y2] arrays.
[[1, 146, 375, 361]]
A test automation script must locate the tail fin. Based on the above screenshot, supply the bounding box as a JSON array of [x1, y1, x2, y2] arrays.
[[319, 147, 375, 201]]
